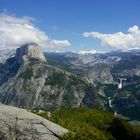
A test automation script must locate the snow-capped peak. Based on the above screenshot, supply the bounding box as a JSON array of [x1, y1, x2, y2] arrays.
[[78, 50, 105, 55]]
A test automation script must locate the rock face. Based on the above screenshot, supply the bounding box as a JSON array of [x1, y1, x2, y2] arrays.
[[0, 57, 20, 86], [86, 63, 113, 84], [44, 50, 140, 120], [0, 43, 103, 110], [0, 104, 68, 140], [15, 43, 46, 64], [1, 44, 140, 120]]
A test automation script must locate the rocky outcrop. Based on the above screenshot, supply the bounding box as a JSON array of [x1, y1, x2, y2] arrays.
[[15, 43, 46, 64], [86, 63, 114, 84], [0, 44, 103, 110], [0, 43, 46, 86], [0, 103, 68, 140], [0, 60, 100, 109]]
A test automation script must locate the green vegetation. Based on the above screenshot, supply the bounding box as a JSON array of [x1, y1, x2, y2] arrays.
[[112, 56, 140, 73], [29, 58, 40, 66], [103, 84, 118, 97], [43, 71, 92, 108], [62, 93, 76, 107], [119, 107, 140, 121], [51, 108, 114, 130], [48, 94, 58, 100], [19, 67, 33, 80], [110, 82, 140, 121], [33, 108, 140, 140], [108, 117, 140, 140], [45, 72, 65, 86], [46, 54, 77, 72], [68, 75, 83, 85], [120, 83, 140, 93], [45, 71, 84, 87]]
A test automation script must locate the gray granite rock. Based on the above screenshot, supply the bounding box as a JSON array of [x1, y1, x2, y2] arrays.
[[15, 43, 46, 64], [0, 104, 68, 140]]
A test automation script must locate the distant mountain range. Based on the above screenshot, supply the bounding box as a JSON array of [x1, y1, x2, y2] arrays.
[[0, 49, 15, 64], [0, 44, 140, 120]]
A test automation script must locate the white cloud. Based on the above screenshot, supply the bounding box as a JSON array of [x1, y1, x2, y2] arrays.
[[83, 25, 140, 50], [47, 39, 70, 49], [0, 13, 70, 50]]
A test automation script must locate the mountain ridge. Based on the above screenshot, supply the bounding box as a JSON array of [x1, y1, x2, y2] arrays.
[[0, 43, 104, 110], [0, 44, 140, 120]]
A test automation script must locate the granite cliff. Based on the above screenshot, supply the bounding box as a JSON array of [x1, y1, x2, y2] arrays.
[[0, 43, 104, 110]]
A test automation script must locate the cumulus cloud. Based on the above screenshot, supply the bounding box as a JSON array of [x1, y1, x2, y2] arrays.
[[83, 26, 140, 50], [0, 13, 70, 50], [47, 40, 70, 49]]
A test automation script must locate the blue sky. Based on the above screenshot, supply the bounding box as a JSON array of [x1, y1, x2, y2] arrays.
[[0, 0, 140, 52]]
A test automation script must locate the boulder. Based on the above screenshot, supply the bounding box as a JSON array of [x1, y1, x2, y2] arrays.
[[0, 104, 68, 140]]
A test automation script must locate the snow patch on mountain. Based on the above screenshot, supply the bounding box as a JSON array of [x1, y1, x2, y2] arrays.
[[78, 50, 105, 55]]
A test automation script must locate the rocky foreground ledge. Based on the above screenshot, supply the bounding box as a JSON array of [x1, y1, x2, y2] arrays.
[[0, 103, 68, 140]]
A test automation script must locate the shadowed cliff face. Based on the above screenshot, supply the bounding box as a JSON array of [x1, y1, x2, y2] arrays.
[[0, 57, 20, 86]]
